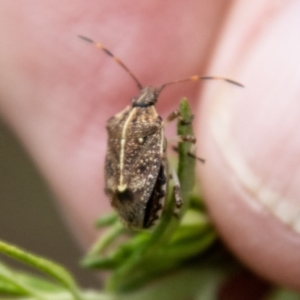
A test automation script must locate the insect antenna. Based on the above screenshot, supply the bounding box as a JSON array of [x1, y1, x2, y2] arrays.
[[78, 35, 143, 90], [158, 75, 244, 93]]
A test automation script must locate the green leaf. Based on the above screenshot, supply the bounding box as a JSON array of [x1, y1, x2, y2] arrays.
[[96, 213, 119, 227], [0, 261, 46, 299], [0, 239, 82, 300], [116, 263, 230, 300]]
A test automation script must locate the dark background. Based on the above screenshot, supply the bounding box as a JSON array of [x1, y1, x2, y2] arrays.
[[0, 118, 99, 288]]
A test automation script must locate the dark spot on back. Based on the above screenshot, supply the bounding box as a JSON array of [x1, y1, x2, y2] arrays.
[[139, 165, 147, 173], [117, 188, 134, 202]]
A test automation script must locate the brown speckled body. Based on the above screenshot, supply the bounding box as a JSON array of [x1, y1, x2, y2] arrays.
[[105, 87, 168, 229]]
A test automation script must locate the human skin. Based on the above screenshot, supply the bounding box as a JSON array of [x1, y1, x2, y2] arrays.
[[0, 0, 300, 293]]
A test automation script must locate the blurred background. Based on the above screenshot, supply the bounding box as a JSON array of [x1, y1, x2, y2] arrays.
[[0, 118, 99, 288]]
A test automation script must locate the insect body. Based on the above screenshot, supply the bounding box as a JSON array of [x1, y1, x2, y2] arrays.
[[105, 87, 167, 228], [79, 35, 243, 229]]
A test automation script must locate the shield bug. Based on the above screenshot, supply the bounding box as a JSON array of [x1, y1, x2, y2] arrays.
[[79, 35, 243, 229]]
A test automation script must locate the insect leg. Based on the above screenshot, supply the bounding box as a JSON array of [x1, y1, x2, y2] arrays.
[[166, 109, 204, 162], [166, 109, 183, 123], [187, 144, 205, 163], [166, 109, 194, 125], [172, 145, 205, 164], [179, 135, 196, 143], [166, 109, 196, 144], [168, 135, 196, 148], [169, 164, 183, 217]]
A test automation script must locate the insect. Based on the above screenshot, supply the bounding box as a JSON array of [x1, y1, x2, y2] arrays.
[[79, 35, 243, 229]]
